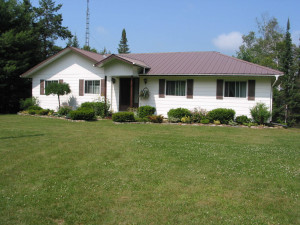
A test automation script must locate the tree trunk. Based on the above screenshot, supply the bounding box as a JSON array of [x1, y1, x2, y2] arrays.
[[58, 95, 60, 109]]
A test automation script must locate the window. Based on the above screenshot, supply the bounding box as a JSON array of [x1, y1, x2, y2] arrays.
[[45, 80, 58, 88], [85, 80, 100, 94], [166, 81, 186, 96], [224, 81, 246, 98]]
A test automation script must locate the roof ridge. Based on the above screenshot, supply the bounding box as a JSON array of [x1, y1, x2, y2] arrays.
[[119, 51, 218, 55], [215, 52, 283, 74]]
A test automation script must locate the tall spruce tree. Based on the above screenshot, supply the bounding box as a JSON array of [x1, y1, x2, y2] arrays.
[[66, 34, 79, 48], [34, 0, 72, 59], [118, 28, 130, 54]]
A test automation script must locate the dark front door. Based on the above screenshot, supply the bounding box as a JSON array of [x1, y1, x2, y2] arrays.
[[119, 78, 139, 111]]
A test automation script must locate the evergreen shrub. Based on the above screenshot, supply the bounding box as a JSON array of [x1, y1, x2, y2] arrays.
[[58, 106, 72, 116], [235, 115, 251, 124], [112, 112, 135, 122], [137, 106, 156, 118], [81, 101, 110, 118], [69, 108, 96, 121], [167, 108, 192, 122], [208, 108, 236, 124], [250, 103, 271, 124]]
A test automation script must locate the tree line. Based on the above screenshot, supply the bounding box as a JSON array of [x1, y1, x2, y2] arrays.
[[236, 15, 300, 125]]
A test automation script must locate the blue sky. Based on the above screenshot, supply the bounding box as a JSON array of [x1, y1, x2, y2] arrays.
[[31, 0, 300, 56]]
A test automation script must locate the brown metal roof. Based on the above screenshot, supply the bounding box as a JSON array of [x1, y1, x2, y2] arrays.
[[119, 52, 283, 75], [21, 47, 283, 78]]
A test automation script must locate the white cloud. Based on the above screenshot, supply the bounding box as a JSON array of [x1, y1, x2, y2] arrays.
[[96, 26, 108, 35], [212, 32, 243, 52], [292, 30, 300, 45]]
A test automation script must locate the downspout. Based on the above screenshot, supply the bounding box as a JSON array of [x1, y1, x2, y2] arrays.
[[270, 75, 280, 122]]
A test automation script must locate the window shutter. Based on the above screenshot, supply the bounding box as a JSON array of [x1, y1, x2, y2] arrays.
[[187, 79, 193, 99], [40, 79, 45, 95], [101, 79, 105, 96], [248, 80, 255, 101], [216, 79, 223, 99], [159, 79, 165, 98], [59, 79, 63, 84], [79, 79, 84, 96]]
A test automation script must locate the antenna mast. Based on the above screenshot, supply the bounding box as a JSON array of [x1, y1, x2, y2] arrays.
[[85, 0, 90, 47]]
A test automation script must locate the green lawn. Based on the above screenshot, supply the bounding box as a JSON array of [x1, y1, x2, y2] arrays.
[[0, 115, 299, 225]]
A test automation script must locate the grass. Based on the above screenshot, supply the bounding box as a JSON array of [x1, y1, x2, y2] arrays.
[[0, 115, 299, 225]]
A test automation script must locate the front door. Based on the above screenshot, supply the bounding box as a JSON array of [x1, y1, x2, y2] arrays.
[[119, 78, 139, 111]]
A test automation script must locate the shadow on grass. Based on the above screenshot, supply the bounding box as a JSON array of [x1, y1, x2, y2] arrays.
[[0, 134, 44, 140]]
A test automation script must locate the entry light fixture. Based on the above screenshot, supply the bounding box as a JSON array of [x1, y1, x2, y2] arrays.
[[144, 78, 147, 84], [112, 78, 116, 83]]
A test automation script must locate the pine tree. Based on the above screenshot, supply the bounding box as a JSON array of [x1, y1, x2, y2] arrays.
[[66, 34, 79, 48], [34, 0, 72, 59], [118, 28, 130, 54]]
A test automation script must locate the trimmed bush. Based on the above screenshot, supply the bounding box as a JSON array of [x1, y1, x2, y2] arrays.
[[137, 106, 156, 118], [200, 118, 210, 124], [36, 109, 50, 115], [28, 105, 42, 111], [250, 103, 271, 125], [20, 97, 39, 110], [167, 108, 192, 122], [181, 116, 192, 124], [69, 108, 96, 121], [112, 112, 135, 122], [81, 101, 110, 118], [147, 115, 164, 123], [208, 108, 235, 124], [235, 115, 251, 124], [58, 106, 72, 116], [28, 109, 36, 115]]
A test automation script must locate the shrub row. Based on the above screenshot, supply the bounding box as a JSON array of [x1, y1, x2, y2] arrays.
[[112, 112, 135, 122], [81, 101, 110, 118], [69, 108, 95, 121]]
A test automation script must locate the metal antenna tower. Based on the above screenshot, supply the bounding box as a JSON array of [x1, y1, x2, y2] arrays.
[[85, 0, 90, 47]]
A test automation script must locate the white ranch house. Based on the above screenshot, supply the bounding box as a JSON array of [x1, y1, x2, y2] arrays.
[[21, 47, 283, 118]]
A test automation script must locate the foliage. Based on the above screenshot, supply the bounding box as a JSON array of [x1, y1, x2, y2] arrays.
[[45, 82, 71, 108], [208, 108, 236, 124], [147, 115, 164, 123], [28, 105, 42, 110], [139, 87, 150, 99], [137, 105, 156, 118], [57, 106, 72, 116], [82, 45, 98, 53], [235, 115, 251, 124], [20, 97, 39, 110], [66, 34, 79, 48], [135, 117, 150, 123], [181, 116, 192, 124], [200, 118, 210, 124], [228, 120, 238, 126], [69, 108, 96, 121], [36, 109, 50, 115], [112, 112, 135, 122], [213, 120, 221, 125], [99, 47, 111, 54], [191, 107, 208, 123], [167, 108, 192, 122], [118, 28, 130, 54], [33, 0, 72, 59], [80, 101, 110, 118], [250, 103, 271, 125]]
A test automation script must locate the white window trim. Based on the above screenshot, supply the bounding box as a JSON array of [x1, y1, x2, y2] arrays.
[[84, 80, 101, 95]]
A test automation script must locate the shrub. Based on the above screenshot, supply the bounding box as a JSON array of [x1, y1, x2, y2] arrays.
[[228, 120, 238, 126], [208, 108, 235, 124], [137, 105, 156, 118], [69, 108, 96, 121], [112, 112, 135, 122], [181, 116, 192, 124], [200, 118, 210, 124], [81, 101, 110, 118], [147, 115, 164, 123], [250, 103, 271, 124], [28, 109, 36, 115], [167, 108, 192, 122], [191, 107, 208, 123], [36, 109, 50, 115], [135, 117, 150, 123], [28, 105, 42, 110], [235, 115, 251, 124], [214, 120, 221, 125], [20, 97, 39, 110], [58, 106, 72, 116]]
